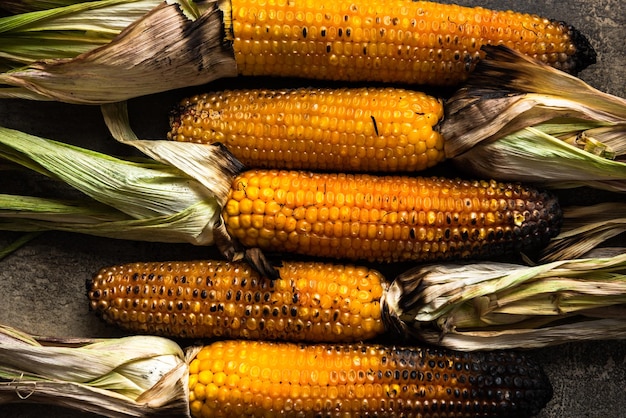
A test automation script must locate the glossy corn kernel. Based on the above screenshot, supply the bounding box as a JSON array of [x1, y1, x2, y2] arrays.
[[167, 87, 445, 172], [87, 260, 386, 342], [187, 340, 553, 417], [228, 0, 596, 85], [222, 170, 562, 263]]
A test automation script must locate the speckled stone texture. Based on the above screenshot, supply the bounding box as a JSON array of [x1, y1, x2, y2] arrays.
[[0, 0, 624, 417]]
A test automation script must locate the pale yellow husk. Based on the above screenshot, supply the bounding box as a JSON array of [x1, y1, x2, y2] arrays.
[[0, 324, 190, 417], [0, 123, 243, 247], [386, 248, 626, 350]]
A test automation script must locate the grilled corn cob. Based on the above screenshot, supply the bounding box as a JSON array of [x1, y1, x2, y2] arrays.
[[220, 170, 562, 263], [225, 0, 596, 85], [87, 260, 386, 342], [187, 340, 553, 417], [167, 87, 445, 172]]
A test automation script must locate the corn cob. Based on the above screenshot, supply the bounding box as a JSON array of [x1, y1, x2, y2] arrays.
[[87, 260, 387, 342], [220, 170, 562, 264], [225, 0, 596, 85], [167, 87, 445, 172], [187, 339, 553, 418]]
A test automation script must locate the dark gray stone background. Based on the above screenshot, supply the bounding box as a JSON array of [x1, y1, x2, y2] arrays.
[[0, 0, 624, 417]]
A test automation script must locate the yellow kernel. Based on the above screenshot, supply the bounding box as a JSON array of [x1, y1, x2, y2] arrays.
[[198, 369, 213, 385]]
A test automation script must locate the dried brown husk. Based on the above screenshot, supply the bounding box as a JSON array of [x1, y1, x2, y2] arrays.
[[0, 0, 236, 103], [441, 45, 626, 192]]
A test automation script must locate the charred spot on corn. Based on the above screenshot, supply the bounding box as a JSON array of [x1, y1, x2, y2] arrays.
[[87, 260, 387, 342], [187, 340, 552, 417], [221, 170, 563, 264], [226, 0, 596, 86]]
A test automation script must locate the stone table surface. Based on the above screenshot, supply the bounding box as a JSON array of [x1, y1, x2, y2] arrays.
[[0, 0, 625, 417]]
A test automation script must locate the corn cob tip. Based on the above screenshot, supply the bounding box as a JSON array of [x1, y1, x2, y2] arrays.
[[565, 22, 597, 73]]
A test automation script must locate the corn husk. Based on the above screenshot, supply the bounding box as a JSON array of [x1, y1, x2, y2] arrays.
[[0, 124, 243, 245], [539, 202, 626, 262], [1, 1, 90, 14], [0, 324, 190, 417], [0, 0, 167, 71], [0, 121, 282, 272], [384, 248, 626, 350], [441, 45, 626, 192], [0, 0, 237, 103]]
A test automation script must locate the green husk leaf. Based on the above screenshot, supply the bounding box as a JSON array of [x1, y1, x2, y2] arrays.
[[2, 1, 92, 14], [0, 125, 223, 245], [0, 231, 41, 260], [0, 324, 190, 417], [0, 199, 219, 244], [539, 202, 626, 262], [0, 193, 131, 222], [451, 126, 626, 192], [441, 45, 626, 191], [0, 0, 165, 70], [0, 126, 212, 219], [385, 250, 626, 350], [0, 0, 237, 103]]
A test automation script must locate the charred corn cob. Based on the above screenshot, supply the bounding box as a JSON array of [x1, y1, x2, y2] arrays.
[[87, 260, 387, 342], [221, 170, 562, 263], [167, 87, 445, 172], [187, 340, 552, 417], [225, 0, 596, 85]]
